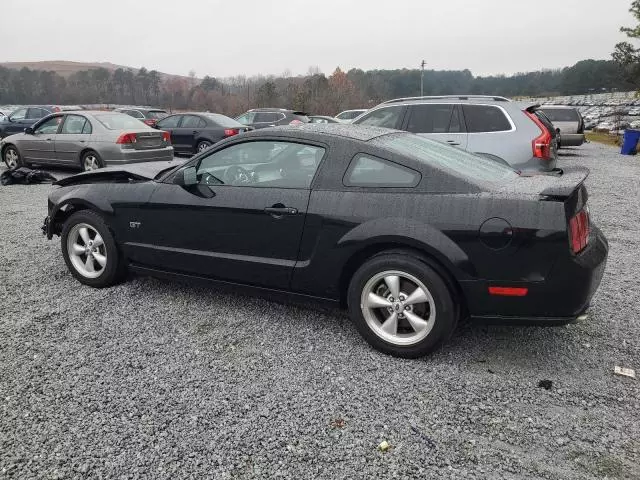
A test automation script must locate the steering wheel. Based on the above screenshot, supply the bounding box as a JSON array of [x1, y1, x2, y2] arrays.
[[224, 166, 253, 185]]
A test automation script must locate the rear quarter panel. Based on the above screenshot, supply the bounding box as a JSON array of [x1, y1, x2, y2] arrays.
[[291, 189, 568, 300]]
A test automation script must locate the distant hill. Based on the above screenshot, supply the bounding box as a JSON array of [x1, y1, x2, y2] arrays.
[[0, 60, 192, 81]]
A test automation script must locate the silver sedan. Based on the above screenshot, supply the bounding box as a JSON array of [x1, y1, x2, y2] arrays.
[[0, 111, 174, 171]]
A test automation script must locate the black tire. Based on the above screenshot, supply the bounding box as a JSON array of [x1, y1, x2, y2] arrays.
[[60, 210, 126, 288], [81, 150, 104, 172], [196, 141, 212, 154], [3, 145, 22, 169], [347, 251, 458, 358]]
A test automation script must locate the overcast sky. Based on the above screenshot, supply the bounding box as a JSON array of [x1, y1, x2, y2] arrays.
[[1, 0, 634, 78]]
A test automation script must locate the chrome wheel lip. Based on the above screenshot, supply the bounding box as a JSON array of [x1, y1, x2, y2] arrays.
[[360, 270, 436, 346], [67, 223, 107, 279], [83, 155, 100, 171], [5, 148, 18, 168]]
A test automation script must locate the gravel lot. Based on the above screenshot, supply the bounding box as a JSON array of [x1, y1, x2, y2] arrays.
[[1, 142, 639, 479]]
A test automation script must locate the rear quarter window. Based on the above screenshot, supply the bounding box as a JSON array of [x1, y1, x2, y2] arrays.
[[462, 105, 512, 133], [344, 154, 420, 188]]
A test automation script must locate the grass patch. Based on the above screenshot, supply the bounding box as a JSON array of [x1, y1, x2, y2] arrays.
[[586, 131, 621, 147]]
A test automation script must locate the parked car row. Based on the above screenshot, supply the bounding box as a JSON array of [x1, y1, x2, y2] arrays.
[[1, 111, 173, 171], [1, 95, 581, 173]]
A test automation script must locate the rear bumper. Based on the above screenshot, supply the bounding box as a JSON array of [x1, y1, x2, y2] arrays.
[[559, 134, 585, 147], [104, 147, 174, 166], [460, 225, 608, 323]]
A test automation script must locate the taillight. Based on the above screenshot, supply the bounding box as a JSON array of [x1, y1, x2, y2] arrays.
[[569, 208, 589, 254], [162, 131, 171, 143], [525, 111, 552, 161], [116, 133, 137, 144], [224, 128, 239, 137]]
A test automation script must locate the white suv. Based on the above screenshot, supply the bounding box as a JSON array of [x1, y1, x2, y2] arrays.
[[352, 95, 559, 172]]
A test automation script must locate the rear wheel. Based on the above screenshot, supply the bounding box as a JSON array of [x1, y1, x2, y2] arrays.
[[81, 151, 103, 172], [3, 145, 21, 169], [347, 252, 457, 358], [61, 210, 125, 287], [196, 141, 212, 153]]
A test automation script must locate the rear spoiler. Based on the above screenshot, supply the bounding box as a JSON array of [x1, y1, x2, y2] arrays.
[[539, 167, 589, 198]]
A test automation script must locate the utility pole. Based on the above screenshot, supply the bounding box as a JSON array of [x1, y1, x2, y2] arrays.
[[420, 60, 426, 97]]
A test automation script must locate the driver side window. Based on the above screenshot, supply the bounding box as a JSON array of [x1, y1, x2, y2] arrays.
[[34, 116, 62, 134], [196, 141, 325, 189]]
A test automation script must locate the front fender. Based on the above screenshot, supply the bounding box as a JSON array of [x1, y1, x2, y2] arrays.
[[337, 217, 476, 279]]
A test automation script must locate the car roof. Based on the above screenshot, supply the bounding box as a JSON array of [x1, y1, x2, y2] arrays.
[[381, 95, 511, 105], [242, 123, 399, 142]]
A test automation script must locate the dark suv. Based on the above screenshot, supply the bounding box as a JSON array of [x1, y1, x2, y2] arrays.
[[235, 108, 309, 129], [0, 105, 82, 138]]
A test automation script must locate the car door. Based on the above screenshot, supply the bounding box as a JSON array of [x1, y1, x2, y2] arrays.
[[21, 115, 63, 164], [5, 108, 29, 136], [171, 115, 202, 153], [461, 104, 516, 163], [124, 139, 327, 289], [402, 103, 468, 149], [55, 114, 92, 164], [156, 115, 182, 151]]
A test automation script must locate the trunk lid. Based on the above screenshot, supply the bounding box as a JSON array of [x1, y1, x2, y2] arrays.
[[130, 130, 165, 149], [494, 166, 589, 199]]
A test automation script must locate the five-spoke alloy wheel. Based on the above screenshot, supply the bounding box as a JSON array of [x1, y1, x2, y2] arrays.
[[66, 223, 107, 279], [61, 210, 125, 287], [3, 146, 21, 169], [348, 251, 457, 358]]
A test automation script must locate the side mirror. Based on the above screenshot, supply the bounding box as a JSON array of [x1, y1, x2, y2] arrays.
[[24, 127, 34, 135], [174, 166, 197, 186]]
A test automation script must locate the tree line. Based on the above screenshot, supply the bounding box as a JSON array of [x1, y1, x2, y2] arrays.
[[0, 59, 634, 118]]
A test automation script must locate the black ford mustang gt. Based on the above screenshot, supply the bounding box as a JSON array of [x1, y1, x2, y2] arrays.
[[43, 124, 608, 358]]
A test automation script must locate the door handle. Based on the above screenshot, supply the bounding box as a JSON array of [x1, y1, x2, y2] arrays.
[[446, 140, 460, 146], [79, 140, 86, 143], [45, 138, 53, 141], [264, 206, 298, 217], [192, 130, 199, 134]]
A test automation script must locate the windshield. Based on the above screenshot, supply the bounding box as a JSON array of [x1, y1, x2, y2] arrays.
[[377, 134, 519, 182], [146, 110, 168, 120], [540, 108, 580, 122], [95, 113, 152, 130], [204, 113, 245, 128]]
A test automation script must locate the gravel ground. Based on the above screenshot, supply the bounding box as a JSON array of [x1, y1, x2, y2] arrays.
[[1, 142, 639, 479]]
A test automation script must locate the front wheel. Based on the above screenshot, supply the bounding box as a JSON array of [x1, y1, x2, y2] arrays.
[[61, 210, 125, 287], [347, 252, 457, 358], [3, 145, 21, 169]]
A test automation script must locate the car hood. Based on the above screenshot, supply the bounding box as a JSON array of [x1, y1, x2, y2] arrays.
[[54, 159, 185, 187], [0, 132, 27, 143]]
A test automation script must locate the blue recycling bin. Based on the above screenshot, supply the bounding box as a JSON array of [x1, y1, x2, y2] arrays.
[[621, 129, 640, 155]]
